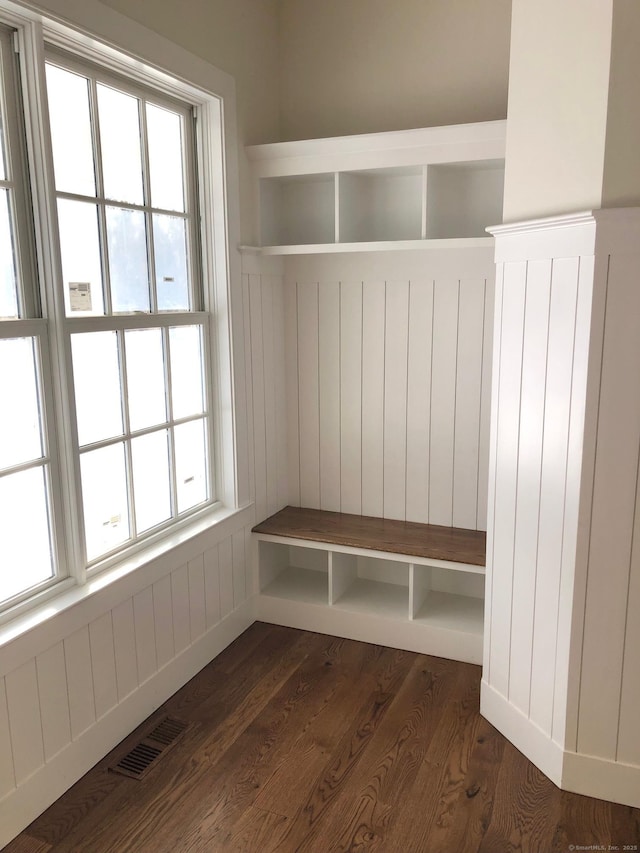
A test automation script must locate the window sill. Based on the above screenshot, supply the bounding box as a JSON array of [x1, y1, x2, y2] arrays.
[[0, 502, 253, 657]]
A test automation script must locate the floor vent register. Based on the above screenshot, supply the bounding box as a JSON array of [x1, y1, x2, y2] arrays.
[[110, 716, 191, 780]]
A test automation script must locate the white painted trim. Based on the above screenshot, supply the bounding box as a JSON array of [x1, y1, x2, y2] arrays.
[[0, 601, 254, 850], [490, 214, 597, 262], [480, 681, 640, 809], [254, 532, 485, 574], [239, 237, 495, 255], [282, 246, 496, 283], [256, 596, 482, 664], [0, 504, 253, 675], [239, 251, 284, 277], [489, 207, 640, 262], [480, 679, 564, 786], [246, 119, 506, 177], [561, 750, 640, 809]]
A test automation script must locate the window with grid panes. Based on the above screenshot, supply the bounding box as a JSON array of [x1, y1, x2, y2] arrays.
[[0, 23, 219, 613], [0, 23, 60, 607]]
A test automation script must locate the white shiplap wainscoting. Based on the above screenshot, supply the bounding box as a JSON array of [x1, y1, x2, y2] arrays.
[[0, 508, 254, 848], [242, 252, 289, 525], [482, 209, 640, 809], [281, 248, 496, 531]]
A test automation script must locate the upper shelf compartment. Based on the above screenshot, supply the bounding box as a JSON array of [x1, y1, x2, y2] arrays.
[[246, 120, 506, 254]]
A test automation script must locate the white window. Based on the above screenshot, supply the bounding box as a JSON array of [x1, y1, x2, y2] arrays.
[[0, 12, 232, 617]]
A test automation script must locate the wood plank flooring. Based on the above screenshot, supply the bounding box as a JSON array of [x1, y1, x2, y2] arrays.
[[7, 623, 639, 852]]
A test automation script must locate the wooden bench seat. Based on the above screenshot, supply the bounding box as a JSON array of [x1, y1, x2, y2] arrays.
[[252, 505, 486, 567]]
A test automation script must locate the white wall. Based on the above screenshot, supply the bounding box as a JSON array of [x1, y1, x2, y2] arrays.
[[99, 0, 281, 243], [278, 0, 511, 142], [502, 0, 614, 222], [601, 0, 640, 208]]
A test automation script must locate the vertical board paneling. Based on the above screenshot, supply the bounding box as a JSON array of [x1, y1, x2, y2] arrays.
[[297, 281, 321, 508], [488, 262, 526, 698], [361, 280, 386, 518], [429, 279, 460, 526], [287, 266, 491, 530], [553, 255, 597, 748], [133, 588, 157, 685], [88, 613, 118, 720], [204, 545, 221, 628], [153, 575, 175, 669], [249, 274, 268, 521], [340, 281, 363, 515], [188, 555, 207, 641], [284, 281, 300, 506], [36, 642, 71, 761], [477, 275, 495, 530], [383, 281, 409, 520], [219, 536, 234, 618], [232, 529, 246, 608], [242, 274, 256, 511], [578, 252, 640, 759], [112, 598, 138, 700], [0, 677, 15, 797], [5, 660, 44, 784], [529, 258, 579, 736], [453, 279, 485, 529], [262, 278, 278, 516], [318, 281, 341, 510], [483, 264, 504, 675], [508, 259, 552, 715], [171, 564, 191, 655], [272, 279, 289, 509], [405, 279, 433, 524], [617, 477, 640, 764], [64, 627, 96, 739], [245, 524, 254, 598]]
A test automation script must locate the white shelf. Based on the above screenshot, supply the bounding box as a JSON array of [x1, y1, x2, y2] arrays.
[[239, 236, 495, 256], [248, 121, 505, 253], [413, 591, 484, 636], [333, 577, 409, 620], [261, 566, 328, 606]]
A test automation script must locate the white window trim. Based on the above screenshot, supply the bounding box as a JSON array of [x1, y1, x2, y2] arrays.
[[0, 0, 247, 629]]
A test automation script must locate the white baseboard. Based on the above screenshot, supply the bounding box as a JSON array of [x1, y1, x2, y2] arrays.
[[562, 749, 640, 809], [481, 679, 640, 807], [256, 595, 483, 664], [480, 679, 564, 785], [0, 603, 254, 849]]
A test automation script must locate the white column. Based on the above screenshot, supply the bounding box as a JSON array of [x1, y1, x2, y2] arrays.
[[482, 208, 640, 808]]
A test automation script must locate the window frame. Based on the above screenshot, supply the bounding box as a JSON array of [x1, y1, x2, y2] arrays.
[[0, 0, 243, 623]]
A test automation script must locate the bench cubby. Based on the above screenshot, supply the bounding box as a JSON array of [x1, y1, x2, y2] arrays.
[[253, 506, 486, 664]]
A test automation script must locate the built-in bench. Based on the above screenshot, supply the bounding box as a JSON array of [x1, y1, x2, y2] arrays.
[[252, 507, 487, 664]]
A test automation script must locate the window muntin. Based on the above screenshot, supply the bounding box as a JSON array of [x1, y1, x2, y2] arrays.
[[0, 24, 59, 610], [45, 56, 196, 318], [0, 14, 221, 613], [44, 54, 213, 566], [70, 321, 209, 563], [0, 334, 56, 607]]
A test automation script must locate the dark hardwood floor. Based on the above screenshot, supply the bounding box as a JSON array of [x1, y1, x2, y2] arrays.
[[7, 623, 640, 852]]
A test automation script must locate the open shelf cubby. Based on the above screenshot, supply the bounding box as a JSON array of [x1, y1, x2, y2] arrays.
[[247, 120, 506, 253], [259, 173, 335, 246], [253, 507, 487, 664], [338, 167, 424, 243]]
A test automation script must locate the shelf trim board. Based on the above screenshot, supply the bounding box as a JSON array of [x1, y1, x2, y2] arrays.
[[255, 594, 483, 665], [254, 533, 485, 574], [239, 237, 496, 255]]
